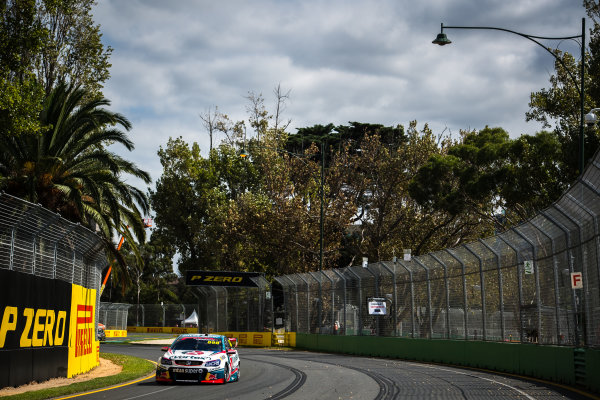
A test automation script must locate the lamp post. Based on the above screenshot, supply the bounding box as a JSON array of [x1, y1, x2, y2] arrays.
[[433, 18, 587, 175]]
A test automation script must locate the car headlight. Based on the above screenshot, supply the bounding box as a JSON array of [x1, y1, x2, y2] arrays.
[[160, 357, 172, 365], [204, 359, 221, 367]]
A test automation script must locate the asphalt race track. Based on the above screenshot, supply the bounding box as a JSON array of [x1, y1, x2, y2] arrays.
[[73, 343, 592, 400]]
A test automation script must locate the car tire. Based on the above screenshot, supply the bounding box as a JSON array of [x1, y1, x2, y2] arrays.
[[224, 364, 230, 384]]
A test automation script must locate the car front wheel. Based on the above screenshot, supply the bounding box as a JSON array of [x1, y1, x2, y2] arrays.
[[224, 364, 230, 384]]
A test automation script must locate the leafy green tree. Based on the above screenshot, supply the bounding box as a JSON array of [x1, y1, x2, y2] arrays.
[[527, 2, 600, 176], [0, 0, 112, 138], [102, 238, 178, 312], [337, 122, 487, 261], [409, 127, 567, 230], [0, 0, 46, 137], [150, 138, 257, 275], [0, 82, 150, 259], [33, 0, 112, 96]]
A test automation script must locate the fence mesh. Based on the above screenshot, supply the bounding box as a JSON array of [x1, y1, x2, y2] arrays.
[[276, 152, 600, 347], [126, 275, 274, 333], [0, 192, 107, 326], [8, 149, 599, 348]]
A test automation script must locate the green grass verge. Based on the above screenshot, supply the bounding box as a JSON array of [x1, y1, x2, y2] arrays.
[[1, 353, 155, 400]]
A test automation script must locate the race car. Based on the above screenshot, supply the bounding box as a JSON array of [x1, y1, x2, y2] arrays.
[[156, 334, 240, 384], [97, 323, 106, 342]]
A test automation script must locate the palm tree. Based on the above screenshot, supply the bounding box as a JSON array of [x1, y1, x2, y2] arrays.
[[0, 82, 151, 266]]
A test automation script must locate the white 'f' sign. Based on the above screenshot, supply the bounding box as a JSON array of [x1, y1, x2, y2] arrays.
[[571, 272, 583, 289]]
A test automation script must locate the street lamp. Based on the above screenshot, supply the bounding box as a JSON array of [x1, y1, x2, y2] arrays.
[[433, 19, 587, 175], [585, 108, 600, 127]]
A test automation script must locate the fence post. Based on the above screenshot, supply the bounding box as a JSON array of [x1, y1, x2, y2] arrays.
[[528, 219, 562, 344], [463, 244, 487, 340], [396, 260, 416, 338], [413, 258, 433, 338], [346, 268, 363, 336], [445, 249, 468, 340], [320, 271, 336, 335], [9, 226, 15, 271], [280, 275, 299, 332], [511, 226, 542, 344], [429, 255, 451, 339], [365, 264, 381, 336], [379, 262, 397, 337], [478, 239, 506, 341], [579, 178, 600, 292], [31, 212, 60, 275], [495, 235, 525, 342], [332, 269, 347, 336], [297, 274, 310, 333], [309, 272, 323, 333], [553, 204, 592, 347]]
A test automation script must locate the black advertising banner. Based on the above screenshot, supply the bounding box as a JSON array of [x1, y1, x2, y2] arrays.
[[0, 269, 71, 388], [185, 270, 261, 287]]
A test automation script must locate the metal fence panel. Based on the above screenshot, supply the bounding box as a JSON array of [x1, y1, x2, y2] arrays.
[[0, 194, 106, 289], [271, 151, 600, 347]]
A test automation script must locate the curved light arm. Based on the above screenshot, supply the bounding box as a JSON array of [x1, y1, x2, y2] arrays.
[[434, 18, 587, 175], [435, 22, 584, 96]]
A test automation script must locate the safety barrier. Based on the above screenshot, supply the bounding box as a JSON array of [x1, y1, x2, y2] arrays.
[[0, 193, 106, 388], [105, 330, 127, 338], [127, 326, 198, 335], [276, 149, 600, 348], [296, 333, 600, 393]]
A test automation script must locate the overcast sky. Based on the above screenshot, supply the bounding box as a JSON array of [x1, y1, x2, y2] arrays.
[[92, 0, 588, 189]]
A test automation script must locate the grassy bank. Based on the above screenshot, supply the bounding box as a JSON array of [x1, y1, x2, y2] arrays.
[[0, 353, 155, 400]]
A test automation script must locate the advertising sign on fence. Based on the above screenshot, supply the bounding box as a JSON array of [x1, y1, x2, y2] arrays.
[[0, 269, 71, 388], [368, 298, 387, 315], [185, 270, 262, 287], [67, 284, 99, 378]]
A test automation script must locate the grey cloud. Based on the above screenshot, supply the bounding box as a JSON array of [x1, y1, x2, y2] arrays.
[[94, 0, 587, 186]]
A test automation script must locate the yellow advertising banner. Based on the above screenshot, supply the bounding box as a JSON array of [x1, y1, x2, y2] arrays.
[[67, 284, 99, 377], [105, 330, 127, 338]]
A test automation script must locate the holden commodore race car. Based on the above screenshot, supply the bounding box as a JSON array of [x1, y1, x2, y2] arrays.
[[156, 334, 240, 384]]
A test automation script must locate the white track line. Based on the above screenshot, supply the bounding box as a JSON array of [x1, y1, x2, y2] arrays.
[[415, 364, 537, 400]]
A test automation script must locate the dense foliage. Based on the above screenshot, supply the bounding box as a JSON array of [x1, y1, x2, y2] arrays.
[[0, 1, 149, 293]]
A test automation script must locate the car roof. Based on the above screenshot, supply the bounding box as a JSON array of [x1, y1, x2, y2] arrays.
[[175, 333, 226, 340]]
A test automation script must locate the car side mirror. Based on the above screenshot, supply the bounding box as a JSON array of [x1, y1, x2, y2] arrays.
[[161, 346, 169, 352], [228, 337, 238, 348]]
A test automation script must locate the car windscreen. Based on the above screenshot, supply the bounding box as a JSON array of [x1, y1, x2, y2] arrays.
[[171, 338, 222, 352]]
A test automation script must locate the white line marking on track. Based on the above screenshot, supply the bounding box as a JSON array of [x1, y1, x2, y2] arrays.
[[123, 385, 176, 400], [416, 364, 537, 400]]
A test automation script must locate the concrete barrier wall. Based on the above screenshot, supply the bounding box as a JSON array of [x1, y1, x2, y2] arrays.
[[0, 270, 100, 388], [105, 330, 128, 338], [587, 349, 600, 393], [127, 326, 198, 335], [126, 327, 296, 347], [296, 334, 599, 393]]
